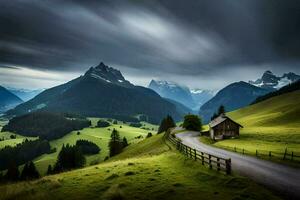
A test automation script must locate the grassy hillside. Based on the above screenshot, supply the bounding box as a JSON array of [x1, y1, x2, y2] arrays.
[[0, 132, 36, 149], [0, 118, 157, 175], [0, 134, 279, 200], [209, 90, 300, 164]]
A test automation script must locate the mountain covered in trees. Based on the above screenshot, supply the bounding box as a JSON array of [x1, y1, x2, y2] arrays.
[[199, 81, 272, 123], [249, 70, 300, 89], [2, 112, 91, 140], [6, 63, 182, 124], [0, 86, 23, 113], [148, 80, 213, 110]]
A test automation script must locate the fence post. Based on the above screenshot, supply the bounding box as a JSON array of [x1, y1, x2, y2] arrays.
[[209, 155, 212, 169], [226, 159, 231, 175], [269, 151, 271, 158], [217, 158, 220, 171], [189, 147, 192, 158], [194, 149, 197, 161], [283, 148, 287, 160], [201, 152, 204, 165], [291, 152, 294, 161], [256, 150, 258, 157]]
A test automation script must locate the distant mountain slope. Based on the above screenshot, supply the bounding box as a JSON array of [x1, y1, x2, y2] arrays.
[[164, 98, 193, 115], [199, 81, 271, 123], [8, 88, 43, 101], [148, 80, 213, 110], [148, 80, 195, 109], [0, 86, 23, 113], [190, 89, 214, 109], [249, 70, 300, 89], [252, 80, 300, 105], [228, 90, 300, 127], [6, 62, 181, 124]]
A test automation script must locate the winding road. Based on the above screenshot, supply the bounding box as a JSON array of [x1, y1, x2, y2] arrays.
[[176, 130, 300, 199]]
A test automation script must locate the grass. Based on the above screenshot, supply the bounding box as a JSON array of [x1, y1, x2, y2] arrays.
[[0, 134, 280, 200], [33, 119, 157, 175], [0, 132, 37, 149], [0, 118, 158, 175], [203, 90, 300, 165]]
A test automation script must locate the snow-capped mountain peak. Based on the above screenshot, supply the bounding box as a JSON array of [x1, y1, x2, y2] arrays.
[[249, 70, 300, 89], [148, 80, 214, 111]]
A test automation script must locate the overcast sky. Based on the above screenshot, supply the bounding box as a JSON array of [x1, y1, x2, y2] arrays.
[[0, 0, 299, 90]]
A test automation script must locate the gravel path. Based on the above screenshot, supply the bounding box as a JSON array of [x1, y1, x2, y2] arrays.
[[176, 130, 300, 199]]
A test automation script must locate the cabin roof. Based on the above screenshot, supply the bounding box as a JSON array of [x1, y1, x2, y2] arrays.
[[209, 114, 243, 128]]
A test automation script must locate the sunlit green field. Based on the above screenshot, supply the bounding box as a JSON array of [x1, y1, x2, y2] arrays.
[[0, 118, 158, 175], [203, 91, 300, 164], [0, 132, 37, 149], [0, 134, 279, 200]]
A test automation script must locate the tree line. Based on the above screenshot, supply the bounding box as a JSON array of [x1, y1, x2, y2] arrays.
[[0, 161, 40, 182], [2, 112, 91, 140], [0, 139, 51, 170]]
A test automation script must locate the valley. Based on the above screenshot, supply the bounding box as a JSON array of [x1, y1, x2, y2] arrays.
[[0, 118, 157, 175], [0, 134, 279, 200]]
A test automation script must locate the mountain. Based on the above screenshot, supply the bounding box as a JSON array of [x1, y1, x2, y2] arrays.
[[249, 70, 300, 89], [199, 81, 272, 123], [8, 88, 43, 101], [0, 86, 23, 113], [252, 79, 300, 105], [190, 89, 214, 109], [164, 98, 194, 115], [148, 80, 196, 110], [6, 62, 181, 124], [148, 80, 214, 110]]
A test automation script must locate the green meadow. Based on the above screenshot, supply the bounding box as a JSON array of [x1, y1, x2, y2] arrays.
[[0, 134, 279, 200], [0, 118, 157, 175], [202, 91, 300, 165]]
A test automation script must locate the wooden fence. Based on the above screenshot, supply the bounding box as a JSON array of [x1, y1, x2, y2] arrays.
[[166, 133, 232, 175], [222, 146, 300, 162]]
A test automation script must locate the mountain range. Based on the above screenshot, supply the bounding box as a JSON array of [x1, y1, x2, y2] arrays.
[[6, 62, 183, 124], [8, 88, 43, 102], [199, 81, 272, 123], [0, 86, 23, 113], [249, 70, 300, 89], [148, 80, 214, 110]]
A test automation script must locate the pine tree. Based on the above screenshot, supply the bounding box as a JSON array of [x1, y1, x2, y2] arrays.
[[157, 115, 176, 134], [108, 129, 123, 157], [211, 112, 218, 121], [53, 144, 85, 173], [47, 165, 52, 175], [122, 137, 128, 148], [74, 146, 86, 168], [20, 162, 29, 180], [218, 105, 225, 115], [28, 161, 40, 179], [5, 162, 19, 181]]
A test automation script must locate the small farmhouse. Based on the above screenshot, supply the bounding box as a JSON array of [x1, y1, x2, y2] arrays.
[[209, 114, 243, 140]]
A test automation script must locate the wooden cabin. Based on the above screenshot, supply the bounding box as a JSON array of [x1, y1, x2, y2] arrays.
[[209, 114, 243, 140]]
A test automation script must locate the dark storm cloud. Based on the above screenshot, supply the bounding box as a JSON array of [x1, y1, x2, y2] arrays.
[[0, 0, 299, 89]]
